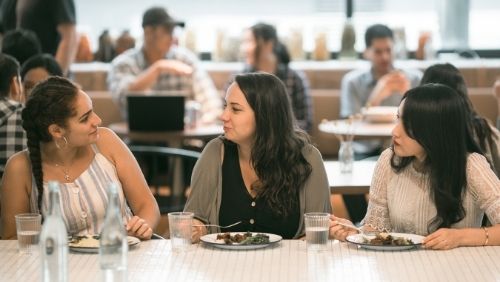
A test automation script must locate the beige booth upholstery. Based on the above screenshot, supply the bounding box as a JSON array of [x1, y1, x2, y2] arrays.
[[468, 87, 498, 125], [310, 89, 341, 158], [88, 91, 123, 127]]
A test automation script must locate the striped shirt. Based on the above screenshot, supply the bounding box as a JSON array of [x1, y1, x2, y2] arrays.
[[362, 148, 500, 235], [30, 144, 132, 236]]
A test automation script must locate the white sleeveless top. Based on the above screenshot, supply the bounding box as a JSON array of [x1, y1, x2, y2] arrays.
[[30, 144, 133, 236]]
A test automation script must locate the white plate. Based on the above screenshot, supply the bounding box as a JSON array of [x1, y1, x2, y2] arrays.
[[200, 232, 282, 250], [361, 106, 398, 123], [69, 236, 140, 253], [346, 232, 424, 251]]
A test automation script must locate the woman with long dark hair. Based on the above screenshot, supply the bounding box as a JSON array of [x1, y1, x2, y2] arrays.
[[1, 77, 159, 239], [186, 72, 331, 240], [236, 22, 312, 132], [420, 63, 499, 175], [330, 84, 499, 249]]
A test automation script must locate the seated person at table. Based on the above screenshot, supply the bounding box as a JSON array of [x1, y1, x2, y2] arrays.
[[234, 22, 312, 132], [107, 6, 221, 123], [21, 54, 63, 98], [0, 77, 160, 240], [0, 54, 26, 178], [185, 73, 331, 241], [330, 84, 500, 250], [420, 63, 500, 175], [339, 24, 422, 224]]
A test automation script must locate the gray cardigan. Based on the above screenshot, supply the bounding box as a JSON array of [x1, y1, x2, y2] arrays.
[[184, 137, 332, 238]]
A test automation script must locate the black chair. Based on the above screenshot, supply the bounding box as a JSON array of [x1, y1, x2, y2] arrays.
[[129, 145, 201, 214]]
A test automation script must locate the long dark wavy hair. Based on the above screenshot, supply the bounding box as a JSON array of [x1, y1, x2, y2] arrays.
[[232, 72, 312, 217], [21, 76, 79, 210], [250, 23, 291, 68], [390, 84, 482, 232], [420, 63, 495, 165]]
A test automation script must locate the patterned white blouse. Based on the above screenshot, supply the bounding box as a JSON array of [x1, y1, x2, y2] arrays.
[[30, 145, 132, 236], [363, 148, 500, 235]]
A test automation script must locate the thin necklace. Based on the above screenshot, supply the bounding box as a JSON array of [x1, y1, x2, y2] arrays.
[[55, 163, 71, 181]]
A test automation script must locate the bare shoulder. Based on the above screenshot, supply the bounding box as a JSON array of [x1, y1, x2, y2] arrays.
[[95, 127, 125, 151], [2, 150, 32, 192], [5, 150, 31, 176], [94, 127, 128, 162]]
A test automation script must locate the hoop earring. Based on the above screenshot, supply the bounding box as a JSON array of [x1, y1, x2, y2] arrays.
[[55, 136, 68, 149]]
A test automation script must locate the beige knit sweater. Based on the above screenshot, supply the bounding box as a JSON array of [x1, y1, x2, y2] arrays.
[[362, 148, 500, 235]]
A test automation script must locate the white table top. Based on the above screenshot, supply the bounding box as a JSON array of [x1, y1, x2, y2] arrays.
[[319, 120, 395, 139], [325, 160, 376, 194], [1, 239, 499, 282]]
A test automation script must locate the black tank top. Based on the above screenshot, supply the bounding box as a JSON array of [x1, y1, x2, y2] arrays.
[[218, 142, 300, 239]]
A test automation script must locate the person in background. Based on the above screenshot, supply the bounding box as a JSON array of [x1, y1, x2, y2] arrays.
[[0, 54, 26, 178], [330, 84, 500, 250], [108, 6, 221, 123], [185, 73, 331, 241], [20, 53, 63, 98], [1, 29, 42, 66], [339, 24, 422, 224], [0, 77, 160, 239], [236, 22, 312, 132], [0, 0, 78, 76], [420, 63, 499, 176]]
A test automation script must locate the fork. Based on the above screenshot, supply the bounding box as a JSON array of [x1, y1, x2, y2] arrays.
[[335, 222, 379, 236], [192, 221, 242, 229]]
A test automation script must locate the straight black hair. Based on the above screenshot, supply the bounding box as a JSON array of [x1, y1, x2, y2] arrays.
[[391, 84, 482, 232]]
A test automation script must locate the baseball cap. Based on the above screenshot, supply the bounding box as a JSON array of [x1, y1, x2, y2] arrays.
[[142, 7, 181, 29]]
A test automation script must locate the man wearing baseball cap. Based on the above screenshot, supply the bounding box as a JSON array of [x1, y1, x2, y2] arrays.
[[108, 6, 221, 124]]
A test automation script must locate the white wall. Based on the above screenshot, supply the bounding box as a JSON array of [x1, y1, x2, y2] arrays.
[[75, 0, 500, 54]]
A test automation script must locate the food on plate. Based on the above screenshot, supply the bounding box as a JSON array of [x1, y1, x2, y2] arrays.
[[216, 232, 270, 245], [363, 232, 414, 246], [68, 235, 100, 248], [68, 235, 138, 248]]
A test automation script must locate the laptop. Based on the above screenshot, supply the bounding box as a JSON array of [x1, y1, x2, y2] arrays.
[[127, 95, 186, 131]]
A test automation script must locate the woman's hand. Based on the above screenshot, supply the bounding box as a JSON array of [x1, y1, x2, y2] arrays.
[[126, 215, 153, 240], [423, 228, 462, 250], [191, 219, 207, 243], [329, 215, 358, 241]]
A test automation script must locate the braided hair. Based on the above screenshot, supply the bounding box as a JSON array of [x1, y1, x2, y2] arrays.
[[21, 76, 79, 210]]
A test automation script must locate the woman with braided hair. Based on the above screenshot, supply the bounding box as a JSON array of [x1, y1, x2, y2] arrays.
[[0, 77, 159, 239]]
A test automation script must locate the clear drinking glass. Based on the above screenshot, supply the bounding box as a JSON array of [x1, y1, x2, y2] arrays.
[[168, 212, 193, 252], [304, 213, 330, 252], [15, 213, 42, 254]]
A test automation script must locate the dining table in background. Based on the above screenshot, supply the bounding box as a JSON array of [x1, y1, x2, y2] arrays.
[[318, 119, 395, 139], [109, 122, 223, 197], [324, 160, 377, 195], [1, 239, 499, 282]]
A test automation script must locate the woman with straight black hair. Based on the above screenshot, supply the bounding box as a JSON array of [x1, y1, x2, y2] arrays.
[[329, 84, 500, 250], [185, 72, 331, 241], [420, 63, 499, 175]]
